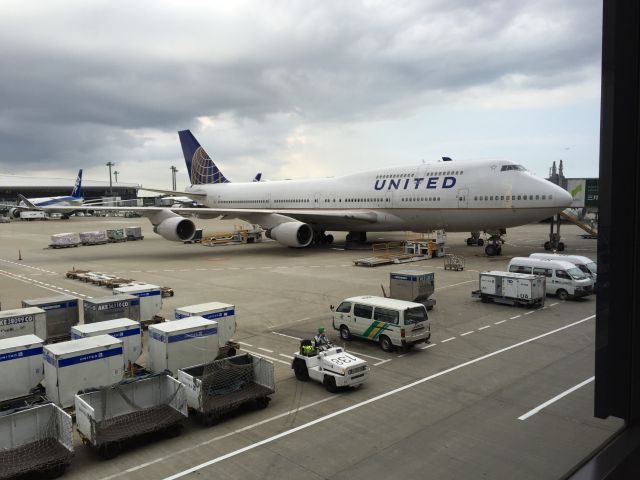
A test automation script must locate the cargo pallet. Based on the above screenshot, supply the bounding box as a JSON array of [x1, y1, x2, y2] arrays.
[[443, 254, 465, 271], [49, 244, 80, 249], [81, 241, 109, 246]]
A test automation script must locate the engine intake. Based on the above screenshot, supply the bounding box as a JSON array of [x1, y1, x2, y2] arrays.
[[267, 222, 313, 248], [154, 217, 196, 242]]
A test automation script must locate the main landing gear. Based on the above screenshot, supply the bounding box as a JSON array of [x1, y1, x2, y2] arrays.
[[346, 232, 367, 243], [313, 231, 334, 245], [465, 231, 484, 246], [484, 229, 506, 257]]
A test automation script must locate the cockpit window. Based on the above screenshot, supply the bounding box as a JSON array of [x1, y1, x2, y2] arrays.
[[500, 164, 527, 172]]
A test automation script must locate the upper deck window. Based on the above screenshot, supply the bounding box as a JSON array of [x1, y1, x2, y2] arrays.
[[500, 164, 527, 172]]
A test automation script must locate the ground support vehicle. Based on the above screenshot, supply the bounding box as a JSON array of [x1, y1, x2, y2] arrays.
[[472, 271, 546, 308], [332, 296, 431, 352], [0, 403, 73, 479], [178, 353, 274, 426], [508, 257, 594, 300], [75, 373, 187, 459], [444, 254, 465, 271], [291, 344, 369, 393]]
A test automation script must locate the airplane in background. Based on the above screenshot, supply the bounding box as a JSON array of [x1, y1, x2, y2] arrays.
[[43, 131, 573, 256], [2, 169, 84, 219]]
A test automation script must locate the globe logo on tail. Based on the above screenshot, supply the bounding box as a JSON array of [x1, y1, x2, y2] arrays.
[[191, 147, 218, 184]]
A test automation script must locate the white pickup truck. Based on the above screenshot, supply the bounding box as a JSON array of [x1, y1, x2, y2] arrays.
[[291, 343, 369, 392]]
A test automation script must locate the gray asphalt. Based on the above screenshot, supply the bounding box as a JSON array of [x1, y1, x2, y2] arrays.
[[0, 217, 619, 480]]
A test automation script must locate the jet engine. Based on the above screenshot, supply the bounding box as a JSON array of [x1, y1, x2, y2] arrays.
[[266, 221, 314, 248], [8, 208, 21, 219], [154, 217, 196, 242]]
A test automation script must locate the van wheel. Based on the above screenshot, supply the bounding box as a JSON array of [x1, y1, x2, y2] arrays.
[[340, 325, 351, 340], [556, 289, 569, 301], [379, 335, 393, 352], [293, 359, 309, 381], [323, 375, 338, 393]]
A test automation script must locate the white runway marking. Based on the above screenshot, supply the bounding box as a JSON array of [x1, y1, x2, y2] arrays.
[[163, 315, 595, 480], [373, 359, 392, 366], [460, 331, 474, 336], [279, 353, 294, 360], [441, 337, 456, 343], [240, 349, 291, 366], [518, 377, 595, 421], [523, 311, 535, 316], [257, 347, 274, 353], [494, 320, 507, 325], [421, 343, 436, 349], [237, 341, 253, 347], [435, 280, 476, 291], [550, 302, 559, 307], [271, 331, 303, 341], [346, 350, 386, 362], [510, 315, 521, 320], [478, 325, 491, 331]]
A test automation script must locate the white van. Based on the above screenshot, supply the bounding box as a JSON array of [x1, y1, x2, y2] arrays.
[[529, 253, 597, 283], [331, 296, 430, 352], [507, 257, 594, 300]]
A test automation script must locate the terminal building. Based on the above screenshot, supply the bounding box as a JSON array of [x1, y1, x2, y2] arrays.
[[0, 173, 140, 203]]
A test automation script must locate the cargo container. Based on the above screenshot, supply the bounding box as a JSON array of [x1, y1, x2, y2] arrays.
[[79, 230, 108, 245], [112, 284, 162, 321], [106, 228, 126, 242], [472, 271, 546, 307], [21, 295, 79, 341], [75, 374, 187, 459], [0, 335, 44, 402], [83, 294, 140, 324], [0, 403, 73, 479], [71, 318, 142, 367], [389, 270, 436, 310], [0, 307, 47, 340], [43, 335, 125, 408], [174, 302, 236, 348], [125, 226, 144, 240], [49, 232, 80, 247], [148, 317, 219, 376], [178, 353, 274, 425]]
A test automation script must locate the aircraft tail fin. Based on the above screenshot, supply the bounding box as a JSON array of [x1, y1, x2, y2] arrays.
[[71, 169, 83, 198], [178, 130, 230, 185], [253, 173, 262, 182], [18, 194, 39, 209]]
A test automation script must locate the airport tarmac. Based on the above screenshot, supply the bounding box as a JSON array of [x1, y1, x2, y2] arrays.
[[0, 218, 619, 479]]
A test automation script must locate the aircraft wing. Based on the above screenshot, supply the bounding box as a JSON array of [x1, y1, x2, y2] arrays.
[[37, 204, 380, 226], [138, 187, 209, 201]]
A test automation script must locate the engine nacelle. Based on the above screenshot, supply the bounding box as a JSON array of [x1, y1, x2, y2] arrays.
[[8, 208, 20, 219], [154, 217, 196, 242], [266, 221, 313, 248]]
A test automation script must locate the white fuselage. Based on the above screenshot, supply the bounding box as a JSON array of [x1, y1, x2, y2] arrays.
[[186, 160, 572, 233]]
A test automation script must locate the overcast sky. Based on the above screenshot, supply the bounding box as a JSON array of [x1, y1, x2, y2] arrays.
[[0, 0, 602, 190]]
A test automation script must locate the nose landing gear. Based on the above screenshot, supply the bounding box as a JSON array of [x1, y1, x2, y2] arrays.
[[484, 229, 506, 256]]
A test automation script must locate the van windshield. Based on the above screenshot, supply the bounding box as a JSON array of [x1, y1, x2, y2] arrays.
[[567, 267, 588, 280], [586, 262, 597, 274], [405, 307, 427, 325]]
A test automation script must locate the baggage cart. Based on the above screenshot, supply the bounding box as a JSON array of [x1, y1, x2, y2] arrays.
[[444, 254, 465, 271], [472, 271, 546, 308], [178, 353, 274, 425], [75, 374, 187, 459], [0, 403, 73, 479], [0, 335, 44, 402], [21, 295, 79, 342]]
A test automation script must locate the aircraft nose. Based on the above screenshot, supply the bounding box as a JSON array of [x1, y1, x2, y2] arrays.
[[552, 183, 573, 208]]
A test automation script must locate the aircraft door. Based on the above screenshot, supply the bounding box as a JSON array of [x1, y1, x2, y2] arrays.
[[314, 193, 321, 208], [457, 188, 468, 208]]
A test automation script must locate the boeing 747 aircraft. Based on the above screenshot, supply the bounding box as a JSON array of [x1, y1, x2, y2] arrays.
[[44, 132, 572, 256]]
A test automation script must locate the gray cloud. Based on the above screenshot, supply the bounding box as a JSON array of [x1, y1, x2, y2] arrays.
[[0, 0, 601, 177]]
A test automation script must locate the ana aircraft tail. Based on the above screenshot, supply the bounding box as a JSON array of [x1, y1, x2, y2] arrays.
[[253, 173, 262, 182], [178, 130, 230, 185], [71, 169, 83, 199]]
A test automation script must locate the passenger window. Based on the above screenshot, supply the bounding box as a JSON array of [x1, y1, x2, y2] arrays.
[[354, 304, 373, 319], [373, 307, 399, 325], [556, 270, 571, 280], [336, 302, 352, 313], [533, 267, 552, 277]]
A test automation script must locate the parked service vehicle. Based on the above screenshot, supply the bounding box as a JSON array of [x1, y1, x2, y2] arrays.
[[332, 296, 431, 352], [291, 343, 369, 392], [529, 253, 597, 283], [507, 257, 594, 300], [472, 271, 546, 308]]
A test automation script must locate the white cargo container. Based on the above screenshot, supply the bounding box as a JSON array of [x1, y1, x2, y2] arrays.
[[0, 403, 73, 478], [148, 317, 219, 376], [0, 307, 47, 340], [71, 318, 142, 367], [113, 284, 162, 321], [174, 302, 235, 346], [472, 271, 546, 308], [44, 335, 125, 408], [0, 335, 44, 402], [21, 295, 79, 341]]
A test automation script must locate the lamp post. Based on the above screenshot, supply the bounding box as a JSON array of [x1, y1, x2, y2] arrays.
[[113, 170, 119, 183], [170, 165, 178, 191], [106, 162, 115, 195]]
